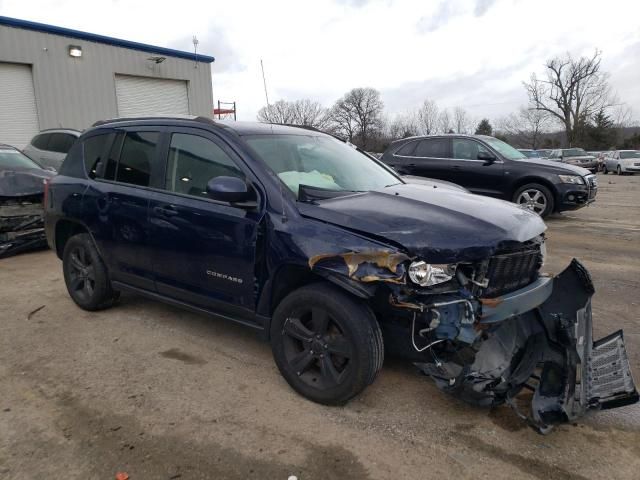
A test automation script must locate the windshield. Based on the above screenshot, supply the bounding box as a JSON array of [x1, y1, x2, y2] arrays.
[[244, 134, 402, 198], [620, 151, 640, 159], [562, 148, 587, 157], [483, 137, 526, 160], [0, 149, 42, 169]]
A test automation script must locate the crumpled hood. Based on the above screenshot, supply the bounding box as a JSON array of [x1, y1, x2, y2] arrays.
[[0, 168, 54, 197], [297, 183, 546, 263], [517, 158, 592, 176]]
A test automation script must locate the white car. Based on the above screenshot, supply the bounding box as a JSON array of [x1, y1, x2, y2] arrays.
[[602, 150, 640, 175], [22, 129, 81, 171]]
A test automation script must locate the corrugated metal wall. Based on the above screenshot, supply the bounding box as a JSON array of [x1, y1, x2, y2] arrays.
[[0, 24, 213, 132]]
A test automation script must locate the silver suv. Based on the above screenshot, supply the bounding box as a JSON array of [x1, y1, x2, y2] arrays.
[[22, 129, 80, 171]]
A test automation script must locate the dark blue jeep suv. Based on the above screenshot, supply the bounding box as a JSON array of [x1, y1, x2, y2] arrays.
[[45, 116, 637, 431]]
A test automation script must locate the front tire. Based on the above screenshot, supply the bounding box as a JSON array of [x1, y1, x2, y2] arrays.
[[62, 233, 118, 311], [513, 183, 554, 218], [270, 283, 384, 405]]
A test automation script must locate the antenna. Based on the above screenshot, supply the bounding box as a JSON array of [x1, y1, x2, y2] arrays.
[[260, 59, 287, 223], [260, 59, 271, 108], [192, 35, 199, 68]]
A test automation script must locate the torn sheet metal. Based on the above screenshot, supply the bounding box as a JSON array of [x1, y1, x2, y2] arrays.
[[309, 250, 410, 284], [414, 260, 638, 432], [0, 198, 47, 258]]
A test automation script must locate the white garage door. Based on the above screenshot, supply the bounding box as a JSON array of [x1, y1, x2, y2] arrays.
[[0, 63, 40, 149], [115, 75, 189, 117]]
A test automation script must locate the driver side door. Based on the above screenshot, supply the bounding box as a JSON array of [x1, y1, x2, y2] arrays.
[[148, 127, 263, 320], [450, 138, 505, 197]]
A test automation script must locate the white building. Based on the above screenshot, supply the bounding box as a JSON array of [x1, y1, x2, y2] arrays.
[[0, 16, 215, 147]]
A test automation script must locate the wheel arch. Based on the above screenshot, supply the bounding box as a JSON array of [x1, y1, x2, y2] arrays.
[[54, 219, 90, 259], [257, 262, 379, 339], [511, 177, 559, 211]]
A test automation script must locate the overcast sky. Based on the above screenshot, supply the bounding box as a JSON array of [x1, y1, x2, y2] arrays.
[[1, 0, 639, 124]]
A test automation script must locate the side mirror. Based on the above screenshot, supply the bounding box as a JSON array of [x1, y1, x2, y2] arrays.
[[477, 151, 497, 162], [206, 176, 253, 204]]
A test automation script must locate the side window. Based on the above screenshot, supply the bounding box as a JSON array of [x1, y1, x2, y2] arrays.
[[396, 141, 418, 156], [114, 131, 159, 187], [103, 133, 124, 181], [414, 138, 449, 158], [32, 134, 50, 150], [452, 139, 490, 160], [48, 133, 76, 154], [165, 133, 244, 198], [83, 134, 111, 179]]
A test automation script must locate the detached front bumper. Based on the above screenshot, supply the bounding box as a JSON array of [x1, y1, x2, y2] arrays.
[[415, 260, 638, 432], [526, 260, 638, 428]]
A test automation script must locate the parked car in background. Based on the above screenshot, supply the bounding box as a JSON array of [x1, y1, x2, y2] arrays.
[[44, 116, 637, 432], [603, 150, 640, 175], [546, 148, 597, 172], [22, 129, 81, 171], [536, 149, 552, 158], [518, 149, 541, 158], [0, 144, 55, 258], [381, 134, 597, 217]]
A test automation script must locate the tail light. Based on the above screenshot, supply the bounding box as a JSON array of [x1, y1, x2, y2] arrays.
[[43, 178, 50, 208]]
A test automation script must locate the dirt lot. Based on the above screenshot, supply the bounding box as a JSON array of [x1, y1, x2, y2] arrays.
[[1, 173, 639, 480]]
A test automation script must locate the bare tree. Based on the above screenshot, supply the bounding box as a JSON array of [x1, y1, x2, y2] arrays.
[[453, 107, 472, 134], [417, 99, 440, 135], [257, 99, 329, 129], [292, 99, 331, 129], [386, 111, 419, 140], [257, 99, 297, 124], [329, 88, 384, 149], [438, 108, 453, 133], [524, 50, 613, 146], [498, 107, 551, 148]]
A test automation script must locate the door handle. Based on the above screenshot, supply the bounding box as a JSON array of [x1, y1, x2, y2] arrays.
[[153, 205, 179, 217]]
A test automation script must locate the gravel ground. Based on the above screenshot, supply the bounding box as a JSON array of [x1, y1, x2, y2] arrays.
[[1, 173, 639, 480]]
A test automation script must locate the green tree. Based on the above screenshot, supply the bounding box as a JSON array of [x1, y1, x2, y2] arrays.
[[475, 118, 493, 135]]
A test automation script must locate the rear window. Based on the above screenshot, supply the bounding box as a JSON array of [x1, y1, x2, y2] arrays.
[[396, 141, 418, 156], [48, 133, 76, 154], [414, 138, 449, 158], [32, 134, 50, 150]]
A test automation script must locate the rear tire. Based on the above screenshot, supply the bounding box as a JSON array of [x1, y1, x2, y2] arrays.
[[513, 183, 554, 218], [270, 283, 384, 405], [62, 233, 118, 311], [602, 165, 608, 174]]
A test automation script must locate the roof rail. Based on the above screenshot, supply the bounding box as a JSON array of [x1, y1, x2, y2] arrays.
[[91, 115, 218, 127]]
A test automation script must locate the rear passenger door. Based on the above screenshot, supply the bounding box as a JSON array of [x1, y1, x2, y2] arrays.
[[147, 128, 263, 319], [393, 137, 454, 181], [83, 128, 163, 291]]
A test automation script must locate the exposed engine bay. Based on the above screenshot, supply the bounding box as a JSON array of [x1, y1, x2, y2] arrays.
[[401, 256, 638, 433]]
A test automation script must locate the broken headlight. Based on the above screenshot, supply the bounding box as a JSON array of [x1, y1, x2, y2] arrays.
[[408, 261, 456, 287]]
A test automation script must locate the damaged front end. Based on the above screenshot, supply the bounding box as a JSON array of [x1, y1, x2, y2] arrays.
[[307, 241, 638, 432], [411, 259, 638, 432], [0, 169, 52, 258]]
